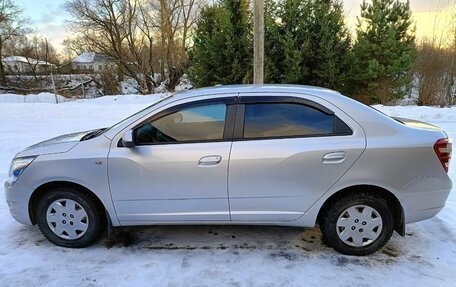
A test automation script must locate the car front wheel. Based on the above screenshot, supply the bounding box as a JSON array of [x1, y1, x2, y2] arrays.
[[36, 187, 105, 248], [320, 192, 394, 256]]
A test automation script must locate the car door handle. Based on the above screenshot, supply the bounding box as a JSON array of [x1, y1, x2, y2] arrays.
[[322, 152, 347, 164], [198, 155, 222, 166]]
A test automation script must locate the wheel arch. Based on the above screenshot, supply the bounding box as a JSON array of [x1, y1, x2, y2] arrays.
[[29, 181, 107, 225], [317, 184, 405, 236]]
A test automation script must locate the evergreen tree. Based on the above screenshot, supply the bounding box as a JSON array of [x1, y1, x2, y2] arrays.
[[190, 0, 353, 91], [264, 0, 351, 91], [225, 0, 252, 83], [306, 0, 352, 91], [264, 0, 283, 83], [189, 0, 251, 87], [264, 0, 311, 84], [351, 0, 416, 104], [188, 5, 228, 87]]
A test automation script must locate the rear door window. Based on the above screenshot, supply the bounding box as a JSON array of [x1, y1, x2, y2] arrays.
[[243, 103, 348, 139]]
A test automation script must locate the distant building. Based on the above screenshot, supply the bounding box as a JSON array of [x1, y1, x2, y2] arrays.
[[2, 56, 55, 74], [71, 52, 115, 72]]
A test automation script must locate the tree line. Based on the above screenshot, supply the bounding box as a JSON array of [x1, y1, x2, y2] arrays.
[[0, 0, 454, 105], [191, 0, 417, 104]]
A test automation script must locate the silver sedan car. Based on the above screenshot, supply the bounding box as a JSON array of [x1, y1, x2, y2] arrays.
[[4, 85, 453, 255]]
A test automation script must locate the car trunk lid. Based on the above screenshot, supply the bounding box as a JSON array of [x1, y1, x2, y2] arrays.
[[392, 117, 443, 132]]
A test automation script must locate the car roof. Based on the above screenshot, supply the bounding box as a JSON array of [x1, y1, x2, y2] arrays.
[[173, 84, 343, 101]]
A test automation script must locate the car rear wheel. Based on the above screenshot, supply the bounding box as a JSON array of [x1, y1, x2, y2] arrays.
[[36, 187, 105, 248], [320, 192, 394, 256]]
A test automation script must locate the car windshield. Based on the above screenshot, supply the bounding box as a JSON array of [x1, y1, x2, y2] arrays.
[[104, 94, 175, 133]]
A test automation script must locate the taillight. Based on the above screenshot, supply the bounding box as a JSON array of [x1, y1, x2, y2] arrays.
[[434, 138, 452, 173]]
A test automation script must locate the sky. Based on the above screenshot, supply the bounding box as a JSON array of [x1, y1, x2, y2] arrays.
[[16, 0, 69, 52], [344, 0, 455, 45], [16, 0, 456, 54]]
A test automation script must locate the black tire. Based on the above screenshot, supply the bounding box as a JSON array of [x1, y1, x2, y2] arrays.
[[35, 187, 105, 248], [320, 192, 394, 256]]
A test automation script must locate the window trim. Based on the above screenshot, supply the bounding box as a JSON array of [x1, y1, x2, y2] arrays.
[[129, 97, 236, 146], [233, 96, 352, 141], [238, 95, 334, 115]]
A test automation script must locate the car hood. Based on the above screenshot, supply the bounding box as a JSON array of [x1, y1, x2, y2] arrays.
[[15, 129, 98, 157]]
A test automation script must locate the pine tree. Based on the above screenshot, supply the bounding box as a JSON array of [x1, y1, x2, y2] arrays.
[[307, 0, 352, 92], [190, 0, 353, 90], [189, 5, 228, 87], [224, 0, 252, 83], [264, 0, 311, 84], [264, 0, 351, 91], [189, 0, 252, 87], [264, 0, 282, 83], [351, 0, 416, 104]]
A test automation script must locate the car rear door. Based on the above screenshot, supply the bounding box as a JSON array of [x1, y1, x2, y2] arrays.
[[108, 96, 237, 223], [228, 93, 366, 221]]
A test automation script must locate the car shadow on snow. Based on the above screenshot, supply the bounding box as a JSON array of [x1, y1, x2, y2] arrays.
[[101, 224, 408, 266], [9, 223, 429, 268]]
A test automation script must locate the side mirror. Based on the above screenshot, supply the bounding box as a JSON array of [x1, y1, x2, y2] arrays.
[[121, 130, 135, 148]]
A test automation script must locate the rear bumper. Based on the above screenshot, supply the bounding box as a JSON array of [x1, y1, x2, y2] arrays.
[[4, 181, 33, 225], [399, 178, 452, 224]]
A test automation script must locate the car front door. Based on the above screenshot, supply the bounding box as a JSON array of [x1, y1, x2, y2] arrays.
[[108, 96, 236, 223], [228, 93, 366, 221]]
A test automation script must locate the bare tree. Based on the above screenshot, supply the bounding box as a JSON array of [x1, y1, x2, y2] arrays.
[[413, 0, 456, 106], [414, 41, 452, 105], [64, 0, 201, 93], [448, 5, 456, 105], [0, 0, 29, 85], [16, 37, 58, 78], [151, 0, 199, 89], [64, 0, 156, 93], [62, 37, 90, 57]]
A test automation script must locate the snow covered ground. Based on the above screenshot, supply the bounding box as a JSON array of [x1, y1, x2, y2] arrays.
[[0, 94, 455, 286]]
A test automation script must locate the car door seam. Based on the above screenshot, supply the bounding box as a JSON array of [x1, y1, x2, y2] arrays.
[[226, 93, 240, 220], [106, 139, 122, 225]]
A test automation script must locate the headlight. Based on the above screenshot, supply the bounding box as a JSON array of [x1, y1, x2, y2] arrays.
[[7, 156, 36, 185]]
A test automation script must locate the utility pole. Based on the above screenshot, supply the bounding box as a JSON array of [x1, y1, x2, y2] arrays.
[[51, 72, 58, 104], [253, 0, 264, 84]]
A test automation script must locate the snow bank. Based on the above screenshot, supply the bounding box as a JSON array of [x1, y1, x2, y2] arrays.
[[175, 74, 193, 92], [0, 92, 170, 105], [83, 93, 170, 105], [374, 104, 456, 123], [0, 92, 68, 103]]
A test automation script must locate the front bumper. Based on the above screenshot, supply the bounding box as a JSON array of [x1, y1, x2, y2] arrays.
[[4, 181, 33, 225]]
